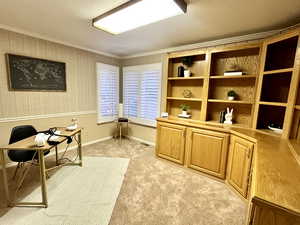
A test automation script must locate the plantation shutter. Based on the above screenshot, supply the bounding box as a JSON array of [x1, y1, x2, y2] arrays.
[[123, 63, 161, 127], [96, 63, 119, 123]]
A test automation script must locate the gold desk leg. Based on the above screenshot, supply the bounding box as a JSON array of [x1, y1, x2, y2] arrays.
[[78, 131, 83, 167], [55, 146, 59, 166], [38, 151, 48, 208], [0, 149, 10, 207]]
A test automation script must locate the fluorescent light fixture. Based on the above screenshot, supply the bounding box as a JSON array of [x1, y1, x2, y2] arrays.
[[93, 0, 187, 35]]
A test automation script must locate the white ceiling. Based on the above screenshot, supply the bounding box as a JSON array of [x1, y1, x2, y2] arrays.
[[0, 0, 299, 57]]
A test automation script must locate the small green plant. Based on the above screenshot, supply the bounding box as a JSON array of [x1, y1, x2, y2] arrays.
[[180, 104, 190, 111], [181, 56, 194, 68], [227, 90, 237, 97]]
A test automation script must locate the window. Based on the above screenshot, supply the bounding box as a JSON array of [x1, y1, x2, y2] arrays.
[[96, 63, 119, 123], [123, 63, 162, 127]]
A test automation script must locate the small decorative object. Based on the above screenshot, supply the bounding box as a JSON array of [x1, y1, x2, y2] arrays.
[[6, 54, 66, 91], [178, 65, 185, 77], [35, 133, 47, 147], [182, 89, 192, 98], [67, 118, 78, 131], [161, 112, 169, 118], [268, 123, 283, 134], [219, 110, 226, 123], [181, 56, 194, 77], [224, 64, 244, 76], [224, 107, 233, 124], [227, 90, 237, 101], [178, 104, 191, 118]]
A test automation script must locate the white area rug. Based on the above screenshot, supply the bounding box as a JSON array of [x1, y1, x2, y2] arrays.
[[0, 157, 129, 225]]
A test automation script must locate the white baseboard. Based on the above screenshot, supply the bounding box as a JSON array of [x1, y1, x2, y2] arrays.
[[3, 136, 113, 169], [127, 136, 155, 146]]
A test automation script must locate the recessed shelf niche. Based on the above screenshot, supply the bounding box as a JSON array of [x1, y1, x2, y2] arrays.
[[168, 54, 206, 78], [264, 36, 299, 71], [206, 102, 252, 127], [260, 72, 292, 103], [167, 99, 202, 120], [210, 47, 260, 76], [256, 105, 286, 131], [168, 79, 204, 99], [208, 78, 256, 102]]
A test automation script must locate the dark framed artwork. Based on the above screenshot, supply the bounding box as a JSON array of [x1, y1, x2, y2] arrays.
[[6, 54, 66, 91]]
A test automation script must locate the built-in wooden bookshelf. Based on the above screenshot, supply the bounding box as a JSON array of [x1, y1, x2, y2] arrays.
[[254, 31, 300, 138], [164, 29, 300, 138]]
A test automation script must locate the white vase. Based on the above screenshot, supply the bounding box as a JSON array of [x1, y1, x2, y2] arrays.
[[184, 70, 191, 77], [228, 96, 235, 101], [182, 111, 188, 116]]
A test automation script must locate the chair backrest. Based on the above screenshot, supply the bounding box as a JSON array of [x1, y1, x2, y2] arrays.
[[9, 125, 37, 144]]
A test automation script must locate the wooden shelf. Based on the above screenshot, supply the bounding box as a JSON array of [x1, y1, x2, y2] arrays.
[[256, 129, 282, 137], [263, 68, 294, 75], [208, 99, 253, 104], [205, 120, 249, 129], [259, 101, 287, 107], [210, 75, 257, 79], [168, 76, 206, 80], [295, 105, 300, 110], [167, 97, 203, 102]]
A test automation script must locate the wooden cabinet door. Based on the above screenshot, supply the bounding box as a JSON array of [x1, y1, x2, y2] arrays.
[[186, 128, 229, 179], [249, 202, 300, 225], [156, 122, 186, 164], [227, 135, 254, 198]]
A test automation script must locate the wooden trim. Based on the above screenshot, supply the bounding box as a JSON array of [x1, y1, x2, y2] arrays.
[[92, 0, 142, 23], [0, 110, 96, 123]]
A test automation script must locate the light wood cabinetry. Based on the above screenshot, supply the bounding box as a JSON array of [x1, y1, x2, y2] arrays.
[[156, 122, 186, 164], [249, 201, 300, 225], [227, 135, 254, 198], [185, 128, 229, 178]]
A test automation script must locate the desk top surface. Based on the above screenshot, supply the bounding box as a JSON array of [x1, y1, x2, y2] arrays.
[[0, 127, 81, 151]]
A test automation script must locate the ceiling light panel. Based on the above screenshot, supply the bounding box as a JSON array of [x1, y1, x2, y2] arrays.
[[93, 0, 187, 35]]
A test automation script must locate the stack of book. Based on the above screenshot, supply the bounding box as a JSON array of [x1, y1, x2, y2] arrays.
[[224, 71, 244, 76]]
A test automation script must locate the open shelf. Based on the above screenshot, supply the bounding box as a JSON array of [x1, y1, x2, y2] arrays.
[[259, 101, 287, 107], [263, 68, 294, 75], [256, 105, 286, 133], [264, 35, 298, 71], [208, 78, 256, 102], [205, 120, 249, 129], [210, 75, 257, 79], [208, 99, 253, 104], [210, 47, 260, 76], [167, 97, 202, 102], [168, 76, 206, 80], [168, 54, 207, 78], [168, 79, 204, 99], [206, 102, 252, 127], [167, 100, 202, 120], [260, 72, 292, 103]]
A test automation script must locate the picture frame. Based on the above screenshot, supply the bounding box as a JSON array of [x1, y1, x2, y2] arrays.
[[6, 53, 67, 91]]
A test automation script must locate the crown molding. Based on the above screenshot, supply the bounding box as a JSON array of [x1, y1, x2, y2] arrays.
[[0, 24, 120, 59], [0, 24, 285, 60], [121, 29, 281, 59]]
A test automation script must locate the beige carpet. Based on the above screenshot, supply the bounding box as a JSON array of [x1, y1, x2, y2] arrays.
[[0, 138, 247, 225], [0, 157, 129, 225]]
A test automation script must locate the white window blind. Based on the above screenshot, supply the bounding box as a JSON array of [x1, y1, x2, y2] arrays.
[[123, 63, 162, 127], [96, 63, 119, 123]]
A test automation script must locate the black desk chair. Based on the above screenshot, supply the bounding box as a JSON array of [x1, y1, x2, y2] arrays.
[[8, 125, 50, 180]]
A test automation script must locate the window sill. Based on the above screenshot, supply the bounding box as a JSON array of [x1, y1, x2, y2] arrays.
[[97, 121, 115, 125]]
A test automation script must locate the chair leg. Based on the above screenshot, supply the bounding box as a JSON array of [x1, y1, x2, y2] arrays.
[[12, 162, 21, 180]]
